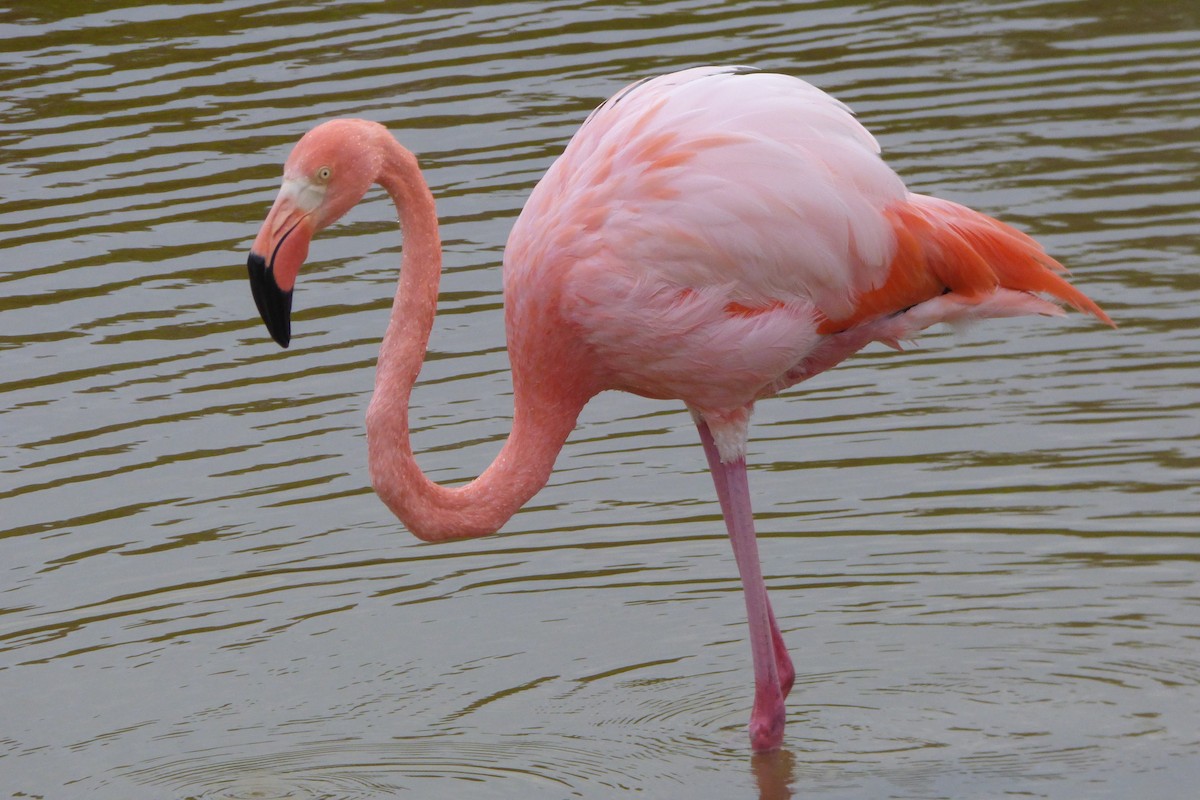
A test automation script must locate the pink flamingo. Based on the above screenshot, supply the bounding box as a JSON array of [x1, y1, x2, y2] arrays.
[[247, 66, 1112, 752]]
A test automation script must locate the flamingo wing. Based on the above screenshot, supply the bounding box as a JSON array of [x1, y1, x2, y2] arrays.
[[509, 67, 903, 317]]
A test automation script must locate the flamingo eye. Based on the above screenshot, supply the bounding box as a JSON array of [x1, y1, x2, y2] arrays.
[[316, 166, 332, 182]]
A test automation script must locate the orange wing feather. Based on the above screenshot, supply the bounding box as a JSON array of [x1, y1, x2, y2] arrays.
[[817, 194, 1113, 334]]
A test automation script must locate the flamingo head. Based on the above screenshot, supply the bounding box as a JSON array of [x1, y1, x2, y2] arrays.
[[247, 118, 390, 347]]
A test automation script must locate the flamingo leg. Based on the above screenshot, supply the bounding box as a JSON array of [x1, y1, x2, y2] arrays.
[[696, 418, 791, 751]]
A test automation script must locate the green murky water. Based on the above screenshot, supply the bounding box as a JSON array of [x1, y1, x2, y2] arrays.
[[2, 2, 1198, 797]]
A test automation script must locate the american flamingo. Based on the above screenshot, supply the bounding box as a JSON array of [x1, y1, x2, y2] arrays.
[[246, 66, 1112, 752]]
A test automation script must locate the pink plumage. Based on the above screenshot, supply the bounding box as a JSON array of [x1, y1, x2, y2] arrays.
[[246, 66, 1112, 752]]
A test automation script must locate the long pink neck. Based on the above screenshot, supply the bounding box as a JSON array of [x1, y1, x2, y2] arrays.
[[365, 142, 586, 542]]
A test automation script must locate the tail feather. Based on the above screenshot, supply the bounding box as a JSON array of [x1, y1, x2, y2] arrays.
[[818, 193, 1113, 333]]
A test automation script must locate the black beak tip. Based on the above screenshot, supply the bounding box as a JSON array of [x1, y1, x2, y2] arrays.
[[247, 252, 293, 348]]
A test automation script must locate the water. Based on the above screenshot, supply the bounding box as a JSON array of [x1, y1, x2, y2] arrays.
[[2, 1, 1198, 797]]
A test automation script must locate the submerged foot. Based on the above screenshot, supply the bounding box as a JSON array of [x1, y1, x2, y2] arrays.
[[749, 701, 786, 752]]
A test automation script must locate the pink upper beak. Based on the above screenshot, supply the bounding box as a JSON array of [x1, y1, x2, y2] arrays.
[[247, 187, 315, 348]]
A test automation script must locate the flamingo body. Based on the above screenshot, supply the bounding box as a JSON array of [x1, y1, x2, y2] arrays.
[[246, 66, 1111, 752], [504, 66, 1107, 458]]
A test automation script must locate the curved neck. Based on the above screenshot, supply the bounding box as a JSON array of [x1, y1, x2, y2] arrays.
[[365, 142, 586, 542]]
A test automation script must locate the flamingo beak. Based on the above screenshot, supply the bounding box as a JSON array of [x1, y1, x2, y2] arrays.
[[247, 251, 293, 348], [246, 182, 316, 349]]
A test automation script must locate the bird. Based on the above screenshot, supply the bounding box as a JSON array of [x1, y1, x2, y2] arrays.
[[246, 66, 1112, 752]]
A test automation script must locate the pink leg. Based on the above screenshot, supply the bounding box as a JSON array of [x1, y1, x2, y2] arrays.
[[766, 600, 796, 700], [697, 420, 795, 698], [697, 419, 791, 751]]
